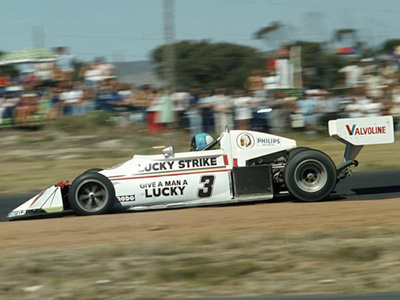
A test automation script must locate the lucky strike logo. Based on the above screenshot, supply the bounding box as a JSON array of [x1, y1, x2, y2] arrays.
[[346, 124, 387, 136]]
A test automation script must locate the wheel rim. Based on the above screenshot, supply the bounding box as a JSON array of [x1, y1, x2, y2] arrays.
[[294, 159, 328, 193], [75, 179, 109, 213]]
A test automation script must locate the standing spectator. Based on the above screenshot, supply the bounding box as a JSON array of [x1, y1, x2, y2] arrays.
[[60, 82, 83, 115], [14, 93, 38, 126], [146, 90, 163, 132], [364, 71, 384, 99], [233, 90, 252, 130], [55, 47, 74, 82], [186, 87, 203, 135], [244, 70, 264, 92], [82, 60, 103, 87], [320, 92, 340, 125], [262, 69, 280, 92], [296, 93, 319, 134], [363, 98, 383, 117], [213, 88, 233, 133], [159, 90, 175, 130], [97, 57, 117, 80], [198, 89, 215, 132], [172, 92, 191, 129], [338, 59, 363, 88], [378, 60, 398, 87], [344, 88, 371, 118]]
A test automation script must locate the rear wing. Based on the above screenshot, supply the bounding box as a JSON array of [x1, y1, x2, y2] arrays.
[[328, 116, 394, 163]]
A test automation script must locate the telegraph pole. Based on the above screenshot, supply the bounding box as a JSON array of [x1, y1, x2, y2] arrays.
[[163, 0, 175, 92]]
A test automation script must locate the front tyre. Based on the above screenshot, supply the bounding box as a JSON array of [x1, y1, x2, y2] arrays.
[[69, 172, 115, 215], [284, 149, 336, 202]]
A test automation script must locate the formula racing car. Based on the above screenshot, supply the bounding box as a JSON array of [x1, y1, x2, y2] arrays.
[[8, 116, 394, 220]]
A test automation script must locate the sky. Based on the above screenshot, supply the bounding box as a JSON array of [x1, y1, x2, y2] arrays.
[[1, 0, 400, 63]]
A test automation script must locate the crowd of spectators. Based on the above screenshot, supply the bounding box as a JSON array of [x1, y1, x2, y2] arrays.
[[2, 50, 400, 136]]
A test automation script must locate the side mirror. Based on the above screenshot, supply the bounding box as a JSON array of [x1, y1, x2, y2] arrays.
[[162, 146, 174, 158]]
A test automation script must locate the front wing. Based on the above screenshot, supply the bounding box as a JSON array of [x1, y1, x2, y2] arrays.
[[7, 182, 73, 221]]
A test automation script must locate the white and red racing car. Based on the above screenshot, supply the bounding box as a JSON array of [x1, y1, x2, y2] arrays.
[[8, 116, 394, 220]]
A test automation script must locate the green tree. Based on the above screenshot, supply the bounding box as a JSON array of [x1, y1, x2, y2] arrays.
[[382, 39, 400, 53], [151, 41, 265, 90]]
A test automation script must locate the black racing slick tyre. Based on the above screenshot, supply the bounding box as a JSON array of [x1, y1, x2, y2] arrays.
[[284, 149, 337, 202], [288, 147, 310, 158], [81, 168, 103, 175], [69, 172, 115, 216]]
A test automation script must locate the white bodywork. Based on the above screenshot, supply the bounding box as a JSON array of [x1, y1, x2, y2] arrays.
[[8, 130, 296, 218], [102, 130, 296, 210], [8, 116, 395, 219]]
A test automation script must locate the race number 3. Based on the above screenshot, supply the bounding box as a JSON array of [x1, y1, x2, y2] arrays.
[[198, 175, 215, 198]]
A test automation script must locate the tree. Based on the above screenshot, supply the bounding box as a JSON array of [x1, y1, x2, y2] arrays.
[[254, 21, 290, 50], [151, 41, 265, 91], [382, 39, 400, 53]]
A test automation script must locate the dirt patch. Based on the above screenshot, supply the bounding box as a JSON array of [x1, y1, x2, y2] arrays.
[[2, 198, 400, 252]]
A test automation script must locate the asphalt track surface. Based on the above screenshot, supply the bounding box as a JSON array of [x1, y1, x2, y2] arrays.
[[1, 170, 400, 300]]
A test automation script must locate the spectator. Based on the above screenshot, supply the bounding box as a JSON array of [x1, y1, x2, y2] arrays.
[[338, 59, 363, 88], [212, 88, 233, 133], [296, 93, 320, 134], [186, 87, 203, 135], [363, 98, 383, 117], [244, 70, 264, 92], [344, 87, 371, 118], [320, 92, 340, 127], [172, 92, 191, 129], [233, 90, 252, 130], [14, 93, 38, 126], [82, 60, 103, 87], [378, 60, 398, 87], [146, 89, 163, 132], [159, 89, 175, 130], [364, 71, 384, 99], [197, 89, 215, 132]]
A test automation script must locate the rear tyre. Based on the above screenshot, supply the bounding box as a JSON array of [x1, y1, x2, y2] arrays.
[[284, 149, 336, 202], [69, 172, 115, 215]]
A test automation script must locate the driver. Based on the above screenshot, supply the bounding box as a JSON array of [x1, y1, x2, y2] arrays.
[[190, 133, 214, 151]]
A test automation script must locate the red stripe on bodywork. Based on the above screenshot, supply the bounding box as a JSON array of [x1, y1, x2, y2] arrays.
[[110, 168, 231, 181], [223, 155, 229, 166], [233, 158, 238, 167]]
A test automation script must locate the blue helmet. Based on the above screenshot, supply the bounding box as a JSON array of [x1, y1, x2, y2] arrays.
[[190, 133, 214, 151]]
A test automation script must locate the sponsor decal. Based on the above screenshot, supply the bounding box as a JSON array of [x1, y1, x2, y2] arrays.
[[237, 133, 254, 149], [9, 210, 27, 217], [345, 124, 387, 136], [117, 195, 136, 202], [139, 158, 218, 172], [256, 137, 281, 146], [141, 179, 188, 198]]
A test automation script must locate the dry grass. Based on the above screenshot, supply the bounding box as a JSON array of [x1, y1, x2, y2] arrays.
[[0, 228, 400, 299]]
